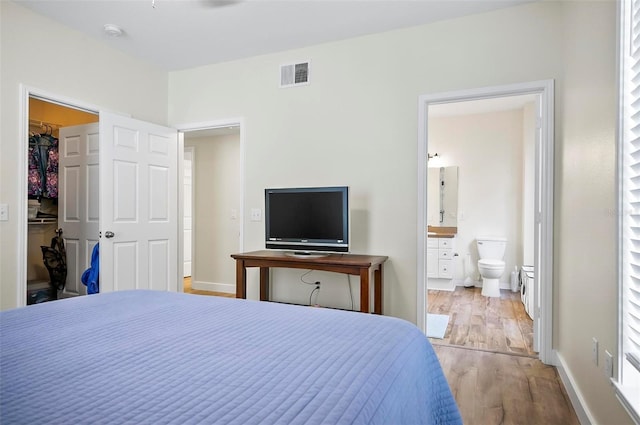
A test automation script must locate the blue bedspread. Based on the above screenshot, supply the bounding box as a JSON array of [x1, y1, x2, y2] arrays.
[[0, 291, 461, 424]]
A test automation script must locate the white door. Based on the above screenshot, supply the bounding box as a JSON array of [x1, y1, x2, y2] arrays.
[[99, 112, 179, 292], [58, 123, 100, 297], [183, 148, 193, 277]]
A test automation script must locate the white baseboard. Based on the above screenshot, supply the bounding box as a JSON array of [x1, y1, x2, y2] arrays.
[[554, 350, 596, 425], [191, 280, 235, 294]]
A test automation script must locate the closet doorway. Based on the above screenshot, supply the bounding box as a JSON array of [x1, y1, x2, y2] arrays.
[[20, 88, 182, 307], [26, 97, 98, 303]]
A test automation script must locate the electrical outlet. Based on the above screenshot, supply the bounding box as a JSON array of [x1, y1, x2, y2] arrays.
[[251, 208, 262, 222], [592, 338, 599, 366], [0, 203, 8, 221], [604, 350, 613, 378]]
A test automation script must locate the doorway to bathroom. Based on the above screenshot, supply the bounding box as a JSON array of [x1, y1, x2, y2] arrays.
[[417, 80, 554, 364]]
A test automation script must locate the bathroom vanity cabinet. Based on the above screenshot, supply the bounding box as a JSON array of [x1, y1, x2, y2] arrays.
[[427, 236, 455, 280]]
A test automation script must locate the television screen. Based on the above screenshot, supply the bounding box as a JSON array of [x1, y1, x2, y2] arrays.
[[265, 186, 349, 254]]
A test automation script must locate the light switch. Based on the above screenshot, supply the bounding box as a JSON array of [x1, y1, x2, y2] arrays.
[[251, 208, 262, 222]]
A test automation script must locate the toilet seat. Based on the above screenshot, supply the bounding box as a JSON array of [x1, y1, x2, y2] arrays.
[[478, 259, 505, 269]]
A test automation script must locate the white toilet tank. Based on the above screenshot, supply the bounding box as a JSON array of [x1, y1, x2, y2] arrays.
[[477, 237, 507, 260]]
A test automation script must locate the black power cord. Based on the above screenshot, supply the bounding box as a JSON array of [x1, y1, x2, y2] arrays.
[[309, 285, 320, 306], [301, 270, 321, 306], [300, 269, 320, 286]]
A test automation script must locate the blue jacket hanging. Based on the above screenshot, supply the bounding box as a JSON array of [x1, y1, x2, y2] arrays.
[[81, 243, 99, 294]]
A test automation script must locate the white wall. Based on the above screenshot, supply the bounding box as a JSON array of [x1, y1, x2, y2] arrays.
[[184, 133, 240, 292], [428, 109, 526, 285], [556, 2, 625, 423], [0, 1, 168, 309], [168, 1, 567, 322]]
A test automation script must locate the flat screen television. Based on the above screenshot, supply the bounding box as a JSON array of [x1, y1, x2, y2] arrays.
[[265, 186, 349, 255]]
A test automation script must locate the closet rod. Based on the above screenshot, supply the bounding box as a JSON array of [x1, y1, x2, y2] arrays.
[[29, 119, 61, 129]]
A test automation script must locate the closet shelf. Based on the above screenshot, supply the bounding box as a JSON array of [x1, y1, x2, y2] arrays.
[[28, 218, 57, 225]]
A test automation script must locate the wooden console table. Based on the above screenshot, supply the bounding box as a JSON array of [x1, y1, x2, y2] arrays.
[[231, 250, 388, 314]]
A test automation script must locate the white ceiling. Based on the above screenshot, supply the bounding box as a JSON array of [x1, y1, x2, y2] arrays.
[[15, 0, 533, 71]]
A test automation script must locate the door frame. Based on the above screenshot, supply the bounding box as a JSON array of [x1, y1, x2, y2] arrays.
[[17, 85, 105, 307], [183, 146, 195, 278], [175, 118, 246, 293], [416, 80, 555, 364]]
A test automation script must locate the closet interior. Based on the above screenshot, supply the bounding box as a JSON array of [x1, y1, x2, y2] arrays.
[[26, 97, 98, 304]]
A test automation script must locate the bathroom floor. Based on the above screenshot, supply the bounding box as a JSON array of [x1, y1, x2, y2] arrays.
[[427, 286, 535, 357]]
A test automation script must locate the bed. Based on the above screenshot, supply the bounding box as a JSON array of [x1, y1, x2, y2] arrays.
[[0, 290, 461, 424]]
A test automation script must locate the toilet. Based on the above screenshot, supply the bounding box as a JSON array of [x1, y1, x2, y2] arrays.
[[476, 237, 507, 297]]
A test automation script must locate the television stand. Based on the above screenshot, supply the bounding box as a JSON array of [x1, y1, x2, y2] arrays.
[[231, 250, 388, 314]]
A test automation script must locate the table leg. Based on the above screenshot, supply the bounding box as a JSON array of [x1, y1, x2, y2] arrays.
[[360, 268, 370, 313], [236, 259, 246, 299], [260, 267, 270, 301], [374, 263, 383, 315]]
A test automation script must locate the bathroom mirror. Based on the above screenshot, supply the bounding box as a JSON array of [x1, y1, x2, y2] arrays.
[[427, 166, 458, 228]]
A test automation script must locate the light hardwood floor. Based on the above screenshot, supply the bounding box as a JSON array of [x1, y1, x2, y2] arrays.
[[429, 287, 579, 424], [434, 344, 580, 425], [428, 286, 535, 357]]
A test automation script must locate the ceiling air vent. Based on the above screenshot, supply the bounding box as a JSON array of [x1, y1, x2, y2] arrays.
[[280, 61, 310, 88]]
